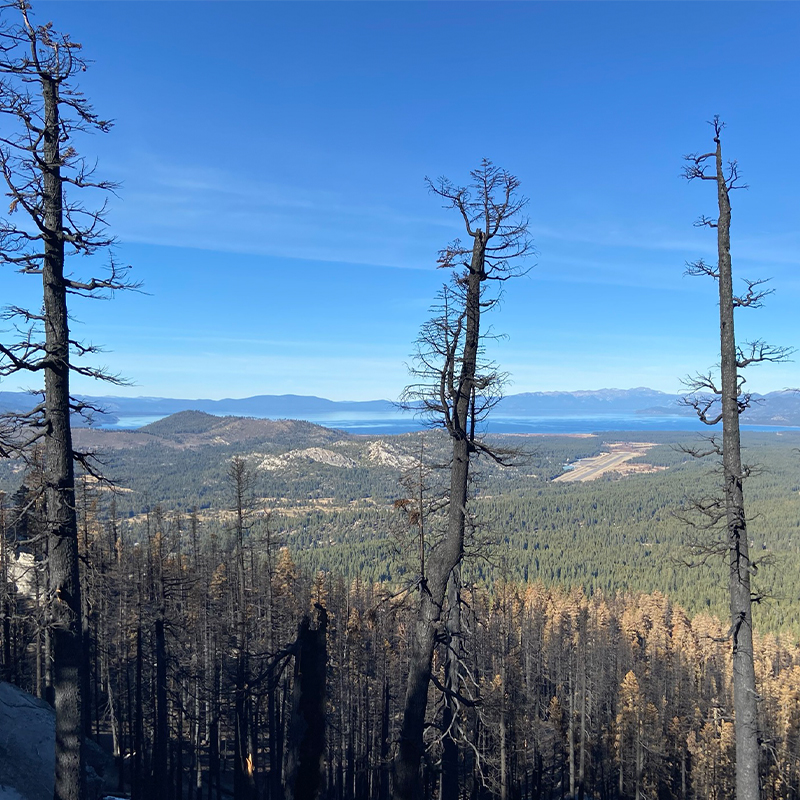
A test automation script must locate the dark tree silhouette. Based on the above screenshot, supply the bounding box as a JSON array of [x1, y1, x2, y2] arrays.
[[0, 3, 136, 798], [229, 456, 257, 800], [394, 160, 532, 800], [682, 117, 792, 800]]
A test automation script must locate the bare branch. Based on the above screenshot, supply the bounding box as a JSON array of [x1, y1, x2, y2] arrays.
[[684, 258, 719, 280], [736, 340, 794, 369], [732, 278, 774, 309], [694, 215, 718, 229]]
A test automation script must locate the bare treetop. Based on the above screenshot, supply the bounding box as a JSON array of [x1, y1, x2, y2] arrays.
[[682, 116, 747, 193], [0, 0, 126, 279], [427, 159, 533, 280], [402, 162, 533, 454], [0, 0, 139, 470]]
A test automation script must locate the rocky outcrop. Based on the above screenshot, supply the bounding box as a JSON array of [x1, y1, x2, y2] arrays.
[[0, 682, 115, 800], [258, 447, 357, 471], [365, 441, 417, 470]]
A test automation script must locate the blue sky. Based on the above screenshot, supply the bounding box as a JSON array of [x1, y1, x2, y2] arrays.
[[2, 1, 798, 401]]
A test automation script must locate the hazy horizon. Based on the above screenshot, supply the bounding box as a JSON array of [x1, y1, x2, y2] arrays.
[[0, 384, 743, 404]]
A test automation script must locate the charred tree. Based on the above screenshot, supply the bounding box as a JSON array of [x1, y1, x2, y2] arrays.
[[284, 605, 328, 800], [393, 160, 532, 800], [682, 117, 791, 800], [440, 568, 461, 800], [229, 456, 257, 800], [0, 4, 137, 799]]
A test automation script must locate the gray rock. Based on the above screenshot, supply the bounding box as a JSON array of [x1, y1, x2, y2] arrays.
[[0, 682, 116, 800]]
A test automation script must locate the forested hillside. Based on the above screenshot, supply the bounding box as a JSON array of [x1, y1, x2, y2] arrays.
[[3, 415, 799, 633]]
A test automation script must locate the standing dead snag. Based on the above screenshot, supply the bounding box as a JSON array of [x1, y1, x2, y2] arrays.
[[394, 160, 532, 800], [0, 3, 137, 799], [683, 117, 791, 800], [229, 456, 257, 800], [284, 604, 328, 800]]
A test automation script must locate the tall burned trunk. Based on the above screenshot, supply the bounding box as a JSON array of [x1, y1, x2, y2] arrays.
[[230, 456, 256, 800], [684, 121, 766, 800], [1, 9, 138, 799], [268, 668, 281, 800], [133, 625, 144, 800], [440, 568, 461, 800], [394, 237, 485, 800], [379, 677, 391, 800], [394, 162, 530, 800], [41, 73, 86, 800], [284, 607, 328, 800], [713, 134, 760, 800], [154, 616, 169, 791]]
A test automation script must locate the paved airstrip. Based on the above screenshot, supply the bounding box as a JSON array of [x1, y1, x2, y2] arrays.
[[553, 442, 656, 482]]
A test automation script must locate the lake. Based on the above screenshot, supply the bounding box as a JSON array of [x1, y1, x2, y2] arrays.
[[99, 411, 794, 436]]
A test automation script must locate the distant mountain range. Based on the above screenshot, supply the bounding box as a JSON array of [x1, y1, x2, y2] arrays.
[[497, 388, 800, 426], [1, 387, 798, 426]]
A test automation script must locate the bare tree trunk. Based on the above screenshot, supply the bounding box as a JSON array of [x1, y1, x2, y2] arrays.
[[394, 434, 472, 800], [635, 724, 643, 800], [175, 699, 184, 800], [713, 133, 760, 800], [440, 568, 461, 800], [395, 245, 483, 800], [683, 119, 771, 800], [154, 616, 169, 790], [193, 661, 203, 800], [231, 457, 256, 800], [284, 608, 328, 800], [268, 669, 280, 800], [578, 664, 587, 800], [568, 669, 575, 800], [394, 163, 530, 800], [380, 678, 391, 800], [41, 72, 86, 800], [1, 13, 136, 795], [133, 624, 144, 800], [78, 480, 93, 742], [500, 687, 508, 800]]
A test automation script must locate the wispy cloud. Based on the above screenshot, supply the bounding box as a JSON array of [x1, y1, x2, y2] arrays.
[[531, 222, 702, 254], [533, 221, 800, 272], [104, 155, 455, 270], [100, 153, 800, 295]]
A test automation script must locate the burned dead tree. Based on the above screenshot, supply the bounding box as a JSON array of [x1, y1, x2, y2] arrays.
[[284, 605, 328, 800], [393, 160, 532, 800], [0, 3, 136, 799], [682, 117, 791, 800]]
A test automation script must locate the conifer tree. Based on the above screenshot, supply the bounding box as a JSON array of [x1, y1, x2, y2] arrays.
[[683, 118, 791, 800], [394, 160, 532, 800], [0, 3, 136, 796]]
